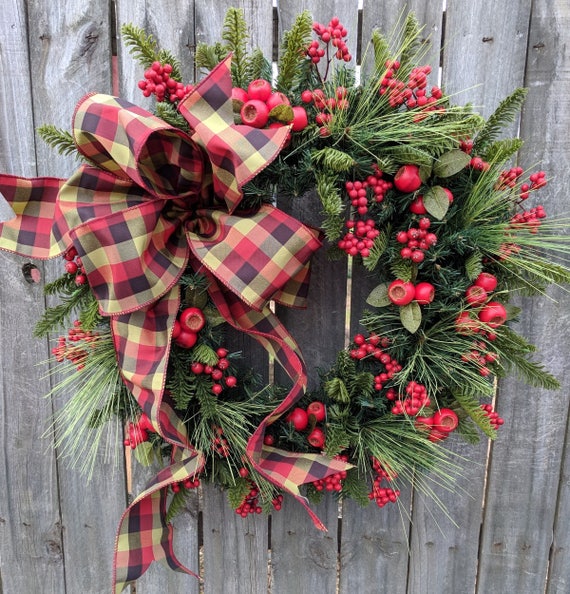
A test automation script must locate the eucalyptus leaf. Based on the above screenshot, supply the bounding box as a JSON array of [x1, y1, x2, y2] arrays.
[[400, 301, 422, 333], [269, 104, 294, 123], [366, 282, 391, 307], [134, 441, 155, 466], [424, 186, 450, 220], [433, 149, 471, 178]]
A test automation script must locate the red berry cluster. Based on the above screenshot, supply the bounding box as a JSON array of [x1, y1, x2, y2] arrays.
[[460, 138, 474, 153], [309, 17, 352, 63], [461, 340, 499, 377], [312, 455, 348, 492], [387, 380, 431, 416], [123, 413, 154, 449], [469, 156, 490, 171], [480, 403, 504, 430], [171, 475, 201, 493], [212, 426, 230, 457], [138, 61, 193, 103], [235, 483, 263, 516], [396, 218, 437, 263], [520, 170, 547, 199], [301, 86, 349, 136], [379, 62, 444, 119], [338, 218, 380, 258], [510, 205, 546, 234], [496, 166, 524, 190], [190, 347, 237, 395], [52, 320, 99, 371], [344, 165, 392, 215], [62, 246, 87, 286], [368, 458, 400, 508]]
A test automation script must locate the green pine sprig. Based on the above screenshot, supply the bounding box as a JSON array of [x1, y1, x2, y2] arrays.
[[222, 7, 249, 88], [276, 10, 313, 93], [37, 125, 81, 159]]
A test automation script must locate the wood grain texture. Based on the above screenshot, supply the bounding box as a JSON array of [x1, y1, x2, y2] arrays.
[[0, 2, 65, 592], [478, 1, 570, 593]]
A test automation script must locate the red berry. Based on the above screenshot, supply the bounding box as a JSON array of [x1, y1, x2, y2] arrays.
[[301, 89, 314, 103], [224, 375, 238, 388], [171, 319, 181, 340], [190, 361, 204, 374], [307, 427, 325, 449], [266, 91, 291, 110], [388, 280, 416, 306], [247, 78, 272, 102], [241, 99, 270, 128], [432, 408, 459, 433], [414, 281, 435, 305], [64, 261, 78, 274], [474, 272, 498, 293], [394, 164, 422, 193], [176, 329, 198, 349], [306, 401, 326, 422], [478, 301, 507, 328], [263, 434, 275, 446], [179, 307, 206, 332], [286, 407, 309, 431], [291, 106, 309, 131], [465, 285, 488, 306]]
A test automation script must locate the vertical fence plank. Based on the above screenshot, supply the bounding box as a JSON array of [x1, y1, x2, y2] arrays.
[[478, 1, 570, 593], [23, 0, 127, 591], [0, 5, 65, 593], [405, 2, 534, 593]]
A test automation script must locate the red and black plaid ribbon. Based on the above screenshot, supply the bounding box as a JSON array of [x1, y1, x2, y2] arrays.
[[0, 56, 351, 592]]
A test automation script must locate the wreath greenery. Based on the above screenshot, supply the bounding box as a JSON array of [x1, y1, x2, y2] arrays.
[[35, 8, 568, 520]]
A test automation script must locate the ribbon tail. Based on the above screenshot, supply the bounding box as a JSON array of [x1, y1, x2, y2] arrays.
[[113, 448, 204, 593], [111, 286, 207, 588], [0, 173, 66, 258], [201, 268, 351, 530]]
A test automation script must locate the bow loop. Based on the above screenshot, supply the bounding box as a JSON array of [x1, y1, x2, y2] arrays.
[[74, 94, 205, 201]]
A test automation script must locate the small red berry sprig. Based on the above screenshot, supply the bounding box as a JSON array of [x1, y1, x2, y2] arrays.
[[461, 339, 499, 377], [62, 246, 87, 286], [307, 17, 352, 82], [368, 458, 400, 508], [338, 218, 380, 258], [386, 380, 431, 416], [509, 205, 547, 234], [138, 61, 193, 103], [190, 347, 237, 395], [300, 86, 349, 137], [343, 165, 392, 216], [312, 454, 349, 493], [379, 62, 444, 120], [172, 475, 201, 493], [480, 403, 504, 430], [469, 156, 490, 171], [235, 482, 263, 517], [396, 217, 438, 263], [124, 412, 154, 449], [52, 320, 99, 371], [211, 425, 230, 457]]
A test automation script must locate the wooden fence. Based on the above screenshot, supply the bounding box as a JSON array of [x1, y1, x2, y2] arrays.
[[0, 0, 569, 592]]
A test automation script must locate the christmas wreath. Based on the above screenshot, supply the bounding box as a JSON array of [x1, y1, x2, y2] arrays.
[[0, 8, 567, 592]]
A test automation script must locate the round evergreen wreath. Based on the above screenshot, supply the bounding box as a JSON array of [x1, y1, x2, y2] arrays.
[[23, 9, 569, 524]]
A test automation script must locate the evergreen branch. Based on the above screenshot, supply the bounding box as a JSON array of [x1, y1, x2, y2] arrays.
[[474, 88, 528, 153], [363, 229, 389, 272], [155, 102, 190, 131], [166, 489, 194, 523], [79, 297, 103, 332], [121, 24, 160, 68], [34, 284, 93, 337], [312, 148, 356, 172], [37, 125, 81, 158], [315, 170, 345, 241], [464, 251, 483, 280], [222, 7, 249, 87], [370, 29, 391, 74], [397, 13, 423, 78], [276, 11, 313, 92], [502, 352, 561, 389], [453, 391, 496, 439], [324, 377, 351, 403], [481, 137, 524, 164], [342, 468, 372, 506], [194, 42, 226, 71], [247, 48, 271, 83]]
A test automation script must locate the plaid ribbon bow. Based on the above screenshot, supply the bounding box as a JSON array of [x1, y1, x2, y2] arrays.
[[0, 56, 351, 591]]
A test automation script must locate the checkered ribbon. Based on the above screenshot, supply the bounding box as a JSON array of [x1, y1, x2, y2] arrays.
[[0, 56, 351, 591]]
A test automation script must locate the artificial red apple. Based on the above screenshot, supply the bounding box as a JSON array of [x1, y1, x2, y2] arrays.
[[388, 279, 416, 306], [179, 307, 206, 332], [307, 427, 326, 449], [306, 401, 326, 422], [432, 408, 459, 433], [414, 281, 435, 305], [240, 99, 270, 128], [286, 407, 309, 431], [478, 301, 507, 328], [394, 164, 422, 193], [247, 78, 272, 102], [474, 272, 498, 293]]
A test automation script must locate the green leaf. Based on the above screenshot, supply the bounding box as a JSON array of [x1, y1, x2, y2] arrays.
[[400, 302, 422, 333], [423, 186, 450, 220], [269, 104, 294, 123], [134, 441, 156, 466], [433, 149, 471, 178], [366, 282, 391, 307]]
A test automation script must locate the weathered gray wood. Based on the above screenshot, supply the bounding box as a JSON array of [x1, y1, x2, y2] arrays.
[[23, 0, 128, 591], [0, 2, 65, 592], [478, 1, 570, 592]]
